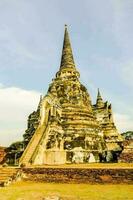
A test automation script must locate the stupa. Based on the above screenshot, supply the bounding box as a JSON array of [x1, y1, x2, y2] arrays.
[[19, 26, 122, 166]]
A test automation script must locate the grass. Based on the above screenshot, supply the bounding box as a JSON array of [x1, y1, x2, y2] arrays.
[[0, 181, 132, 200]]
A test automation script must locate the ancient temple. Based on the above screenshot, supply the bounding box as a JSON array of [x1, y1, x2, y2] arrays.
[[19, 26, 123, 166]]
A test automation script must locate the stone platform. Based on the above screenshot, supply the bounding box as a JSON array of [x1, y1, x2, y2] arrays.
[[22, 164, 133, 184]]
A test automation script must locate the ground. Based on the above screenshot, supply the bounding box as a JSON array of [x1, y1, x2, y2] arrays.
[[0, 181, 133, 200], [0, 163, 133, 200]]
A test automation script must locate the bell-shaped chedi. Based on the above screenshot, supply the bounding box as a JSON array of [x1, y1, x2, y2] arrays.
[[19, 26, 122, 166], [93, 89, 123, 154]]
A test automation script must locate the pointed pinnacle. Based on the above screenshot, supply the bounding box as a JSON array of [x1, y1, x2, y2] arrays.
[[60, 25, 75, 69], [97, 88, 102, 99], [96, 88, 104, 106]]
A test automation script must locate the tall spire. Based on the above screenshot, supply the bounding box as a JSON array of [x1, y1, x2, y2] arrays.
[[60, 25, 75, 69], [96, 89, 104, 107]]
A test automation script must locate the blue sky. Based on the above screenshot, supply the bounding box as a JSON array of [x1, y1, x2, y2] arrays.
[[0, 0, 133, 146]]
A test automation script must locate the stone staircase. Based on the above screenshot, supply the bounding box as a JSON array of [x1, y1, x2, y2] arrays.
[[0, 167, 21, 187], [19, 125, 47, 166]]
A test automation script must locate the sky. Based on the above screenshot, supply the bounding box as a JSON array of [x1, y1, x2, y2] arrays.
[[0, 0, 133, 146]]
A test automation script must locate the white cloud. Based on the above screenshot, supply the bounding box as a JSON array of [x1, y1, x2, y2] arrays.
[[121, 61, 133, 88], [114, 113, 133, 133], [0, 84, 40, 146]]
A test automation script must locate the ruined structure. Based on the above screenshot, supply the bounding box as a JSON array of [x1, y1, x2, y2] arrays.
[[119, 132, 133, 163], [19, 26, 123, 166], [0, 146, 6, 164]]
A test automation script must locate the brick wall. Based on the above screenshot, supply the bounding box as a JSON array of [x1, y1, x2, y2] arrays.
[[22, 167, 133, 184]]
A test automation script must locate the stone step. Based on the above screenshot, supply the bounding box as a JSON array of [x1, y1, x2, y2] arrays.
[[0, 167, 21, 187], [62, 111, 93, 116], [62, 116, 93, 120], [62, 120, 98, 126]]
